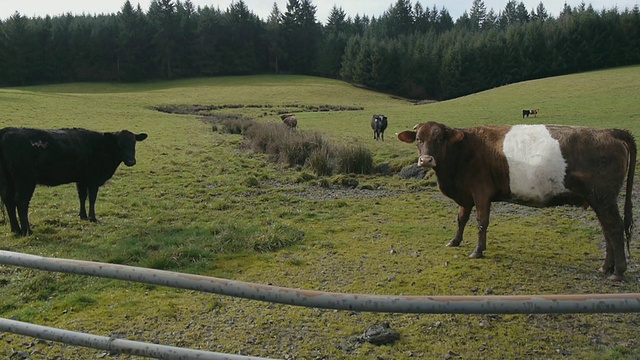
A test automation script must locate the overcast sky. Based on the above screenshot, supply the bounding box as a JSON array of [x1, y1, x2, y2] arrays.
[[1, 0, 639, 23]]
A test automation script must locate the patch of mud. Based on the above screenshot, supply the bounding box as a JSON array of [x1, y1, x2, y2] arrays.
[[154, 103, 364, 118], [263, 180, 404, 201]]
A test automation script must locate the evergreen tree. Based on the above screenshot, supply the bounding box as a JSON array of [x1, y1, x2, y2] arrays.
[[316, 6, 349, 77], [469, 0, 488, 30], [147, 0, 179, 78], [118, 1, 152, 81], [266, 3, 283, 73], [195, 6, 224, 76], [228, 0, 267, 74], [281, 0, 320, 74], [383, 0, 414, 37], [2, 12, 37, 85], [531, 2, 549, 22], [175, 0, 199, 77]]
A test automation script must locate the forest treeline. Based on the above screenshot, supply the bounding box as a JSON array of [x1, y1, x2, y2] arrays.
[[1, 0, 639, 100]]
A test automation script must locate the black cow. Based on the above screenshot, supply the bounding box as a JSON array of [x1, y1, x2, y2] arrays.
[[522, 109, 539, 118], [0, 127, 148, 235], [371, 114, 388, 141]]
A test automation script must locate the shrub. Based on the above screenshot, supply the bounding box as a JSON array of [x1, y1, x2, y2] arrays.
[[280, 131, 326, 168], [243, 120, 374, 176], [201, 114, 255, 135], [221, 118, 255, 135], [336, 144, 374, 174], [308, 144, 334, 176]]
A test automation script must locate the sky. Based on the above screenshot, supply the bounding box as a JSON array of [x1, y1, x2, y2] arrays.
[[1, 0, 639, 23]]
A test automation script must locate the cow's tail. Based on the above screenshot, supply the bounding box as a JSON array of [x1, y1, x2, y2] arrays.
[[0, 136, 5, 225], [622, 130, 637, 257]]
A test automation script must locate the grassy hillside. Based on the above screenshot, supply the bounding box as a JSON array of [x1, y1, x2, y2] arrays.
[[1, 67, 640, 359]]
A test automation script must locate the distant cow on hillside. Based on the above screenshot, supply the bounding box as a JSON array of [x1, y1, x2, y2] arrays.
[[371, 114, 388, 141], [0, 127, 148, 236], [398, 121, 636, 281], [522, 109, 539, 118], [281, 114, 298, 129]]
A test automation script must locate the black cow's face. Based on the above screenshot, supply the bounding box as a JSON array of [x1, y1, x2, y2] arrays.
[[116, 130, 148, 166], [397, 122, 464, 169]]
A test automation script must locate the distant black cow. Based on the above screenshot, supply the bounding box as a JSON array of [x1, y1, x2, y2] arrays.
[[522, 109, 539, 118], [0, 127, 148, 235], [371, 114, 388, 141]]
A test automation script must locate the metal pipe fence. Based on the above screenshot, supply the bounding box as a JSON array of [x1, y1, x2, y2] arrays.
[[0, 318, 276, 360], [2, 249, 640, 359]]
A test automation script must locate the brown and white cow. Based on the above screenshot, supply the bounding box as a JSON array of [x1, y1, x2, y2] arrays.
[[281, 114, 298, 129], [398, 121, 636, 281]]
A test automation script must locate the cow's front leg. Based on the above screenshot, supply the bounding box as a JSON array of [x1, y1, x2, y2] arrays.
[[447, 205, 472, 247], [470, 199, 490, 258], [77, 183, 88, 220], [88, 185, 100, 222]]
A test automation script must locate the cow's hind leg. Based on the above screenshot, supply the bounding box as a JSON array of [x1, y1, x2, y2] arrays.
[[1, 184, 21, 234], [15, 183, 35, 236], [599, 235, 615, 275], [448, 205, 472, 247], [592, 201, 627, 281]]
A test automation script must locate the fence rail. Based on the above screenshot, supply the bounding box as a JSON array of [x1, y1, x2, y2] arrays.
[[2, 249, 640, 359], [2, 250, 640, 314], [0, 318, 276, 360]]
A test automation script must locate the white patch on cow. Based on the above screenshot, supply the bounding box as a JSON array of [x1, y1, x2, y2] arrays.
[[30, 140, 48, 148], [502, 125, 567, 203]]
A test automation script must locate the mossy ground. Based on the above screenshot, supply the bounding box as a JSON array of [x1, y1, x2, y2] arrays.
[[1, 69, 640, 359]]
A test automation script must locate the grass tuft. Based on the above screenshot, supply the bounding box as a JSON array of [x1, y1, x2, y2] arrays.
[[244, 121, 374, 175]]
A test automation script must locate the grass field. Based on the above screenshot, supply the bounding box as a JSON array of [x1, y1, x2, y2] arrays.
[[1, 66, 640, 359]]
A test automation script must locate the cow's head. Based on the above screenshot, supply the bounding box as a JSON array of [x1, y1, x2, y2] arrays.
[[114, 130, 148, 166], [397, 122, 463, 168]]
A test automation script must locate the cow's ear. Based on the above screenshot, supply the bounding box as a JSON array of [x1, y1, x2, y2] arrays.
[[397, 131, 417, 143], [448, 129, 464, 143], [136, 133, 148, 141]]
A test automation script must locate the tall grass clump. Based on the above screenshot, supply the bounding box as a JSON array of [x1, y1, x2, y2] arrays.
[[335, 144, 374, 174], [308, 144, 335, 176], [202, 114, 255, 134], [244, 122, 285, 155], [280, 131, 328, 167], [245, 122, 328, 168], [244, 121, 374, 176]]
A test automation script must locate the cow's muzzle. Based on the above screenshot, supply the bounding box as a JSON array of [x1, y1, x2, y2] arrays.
[[124, 159, 136, 166], [418, 155, 436, 168]]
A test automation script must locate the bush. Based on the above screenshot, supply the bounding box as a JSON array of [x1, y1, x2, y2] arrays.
[[336, 144, 374, 174], [221, 118, 255, 135], [201, 113, 255, 135], [309, 144, 334, 176], [243, 120, 374, 176]]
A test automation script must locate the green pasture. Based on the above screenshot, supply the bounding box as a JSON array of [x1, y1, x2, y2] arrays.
[[1, 67, 640, 359]]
